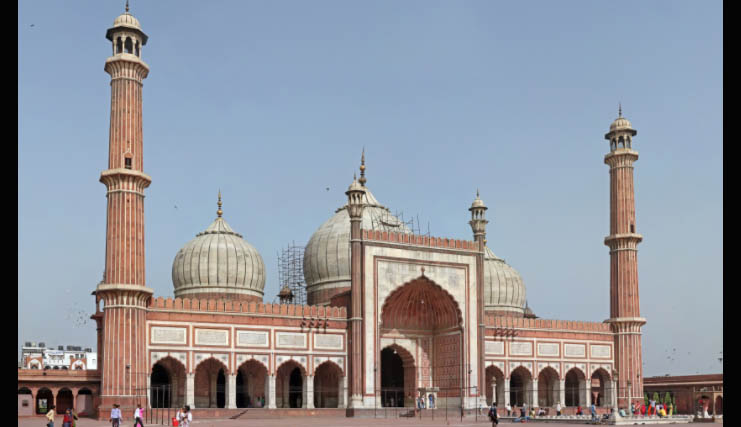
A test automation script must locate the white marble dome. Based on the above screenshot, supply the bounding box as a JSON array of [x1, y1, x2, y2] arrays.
[[113, 12, 141, 30], [303, 185, 410, 305], [483, 246, 526, 315], [172, 214, 265, 301]]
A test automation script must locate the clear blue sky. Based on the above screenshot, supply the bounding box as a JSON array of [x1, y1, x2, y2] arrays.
[[19, 1, 722, 376]]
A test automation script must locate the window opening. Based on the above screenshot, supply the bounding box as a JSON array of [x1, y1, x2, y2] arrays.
[[125, 158, 132, 169]]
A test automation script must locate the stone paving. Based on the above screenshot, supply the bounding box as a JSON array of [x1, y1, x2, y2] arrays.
[[17, 418, 722, 427]]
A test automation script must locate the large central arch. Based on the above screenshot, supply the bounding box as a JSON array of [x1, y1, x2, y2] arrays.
[[380, 275, 463, 407]]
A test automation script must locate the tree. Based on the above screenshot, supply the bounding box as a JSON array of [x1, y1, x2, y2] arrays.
[[652, 392, 660, 403], [644, 392, 649, 407]]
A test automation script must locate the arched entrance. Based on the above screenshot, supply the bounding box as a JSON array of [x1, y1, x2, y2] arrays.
[[537, 367, 559, 407], [380, 275, 463, 407], [56, 388, 74, 413], [76, 389, 94, 416], [509, 367, 532, 407], [380, 346, 409, 407], [18, 388, 33, 417], [485, 365, 505, 407], [236, 359, 267, 408], [276, 360, 305, 408], [314, 361, 342, 408], [194, 358, 228, 408], [591, 368, 611, 407], [150, 357, 186, 408], [36, 388, 53, 414], [564, 368, 585, 407]]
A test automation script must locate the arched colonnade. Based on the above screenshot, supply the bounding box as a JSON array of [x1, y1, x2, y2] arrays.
[[484, 363, 616, 410], [148, 355, 346, 409]]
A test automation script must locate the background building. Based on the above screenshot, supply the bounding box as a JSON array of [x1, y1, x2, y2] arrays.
[[21, 342, 97, 370]]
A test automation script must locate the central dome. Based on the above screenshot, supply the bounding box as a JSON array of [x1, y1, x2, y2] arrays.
[[303, 185, 410, 305], [172, 196, 265, 302]]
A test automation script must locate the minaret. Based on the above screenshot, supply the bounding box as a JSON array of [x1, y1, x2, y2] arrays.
[[603, 106, 645, 408], [346, 173, 366, 409], [468, 190, 488, 409], [94, 4, 153, 416]]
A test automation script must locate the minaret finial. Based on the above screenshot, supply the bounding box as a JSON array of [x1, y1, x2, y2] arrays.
[[217, 190, 223, 218], [618, 102, 622, 118], [125, 0, 130, 13], [476, 188, 480, 198], [358, 148, 367, 186]]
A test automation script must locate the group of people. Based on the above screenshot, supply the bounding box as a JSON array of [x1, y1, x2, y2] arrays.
[[44, 405, 79, 427], [486, 401, 601, 424], [415, 393, 436, 410], [631, 399, 673, 417], [104, 403, 192, 427]]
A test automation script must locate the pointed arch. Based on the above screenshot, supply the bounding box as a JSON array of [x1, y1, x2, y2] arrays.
[[381, 275, 462, 331]]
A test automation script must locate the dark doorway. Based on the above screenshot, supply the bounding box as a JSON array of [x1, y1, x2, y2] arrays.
[[565, 370, 581, 407], [150, 363, 171, 408], [36, 388, 54, 414], [56, 389, 74, 413], [289, 368, 303, 408], [381, 347, 404, 407], [216, 369, 226, 408], [236, 370, 247, 408]]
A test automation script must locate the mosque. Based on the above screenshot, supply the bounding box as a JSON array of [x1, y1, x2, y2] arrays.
[[19, 7, 647, 419]]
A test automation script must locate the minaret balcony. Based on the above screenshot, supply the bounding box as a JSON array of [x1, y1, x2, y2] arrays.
[[604, 233, 643, 249]]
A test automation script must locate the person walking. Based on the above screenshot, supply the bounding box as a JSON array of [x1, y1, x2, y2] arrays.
[[110, 404, 122, 427], [62, 409, 74, 427], [488, 402, 499, 426], [556, 402, 562, 416], [590, 402, 597, 422], [134, 404, 144, 427], [505, 403, 512, 416], [46, 405, 56, 427]]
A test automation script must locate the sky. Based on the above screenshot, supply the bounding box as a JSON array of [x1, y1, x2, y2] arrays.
[[18, 1, 722, 376]]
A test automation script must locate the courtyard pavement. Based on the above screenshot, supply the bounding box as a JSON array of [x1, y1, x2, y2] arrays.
[[16, 418, 722, 427]]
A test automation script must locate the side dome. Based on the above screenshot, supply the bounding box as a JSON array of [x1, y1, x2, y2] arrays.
[[303, 185, 410, 305], [172, 206, 265, 302], [483, 246, 526, 316]]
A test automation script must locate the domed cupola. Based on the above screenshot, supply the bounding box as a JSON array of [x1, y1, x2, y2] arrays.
[[303, 152, 410, 305], [172, 192, 265, 302], [483, 247, 527, 316]]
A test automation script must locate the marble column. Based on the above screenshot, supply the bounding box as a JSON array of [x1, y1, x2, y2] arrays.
[[227, 374, 236, 409], [305, 375, 315, 409], [338, 376, 347, 408], [503, 381, 510, 407], [558, 380, 566, 408], [209, 374, 217, 408], [531, 379, 539, 408], [581, 378, 591, 407], [185, 373, 194, 408], [267, 375, 277, 409], [491, 379, 497, 406]]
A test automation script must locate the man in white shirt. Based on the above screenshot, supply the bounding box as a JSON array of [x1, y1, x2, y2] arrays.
[[134, 404, 144, 427], [177, 405, 192, 427], [556, 402, 562, 416]]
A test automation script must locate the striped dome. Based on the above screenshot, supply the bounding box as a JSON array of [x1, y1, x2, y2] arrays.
[[172, 216, 265, 301], [483, 246, 526, 315]]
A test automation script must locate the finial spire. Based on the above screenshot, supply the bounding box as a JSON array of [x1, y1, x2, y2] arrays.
[[125, 0, 130, 13], [358, 148, 367, 186], [476, 188, 480, 198], [217, 190, 223, 218], [618, 102, 622, 118]]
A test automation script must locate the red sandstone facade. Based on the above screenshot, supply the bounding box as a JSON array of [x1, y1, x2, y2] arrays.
[[18, 8, 651, 420]]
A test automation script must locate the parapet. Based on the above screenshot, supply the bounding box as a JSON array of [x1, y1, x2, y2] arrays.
[[146, 296, 348, 319], [362, 230, 479, 251], [484, 315, 612, 333]]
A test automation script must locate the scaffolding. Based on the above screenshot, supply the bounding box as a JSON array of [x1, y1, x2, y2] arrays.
[[275, 242, 307, 305], [369, 209, 431, 237]]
